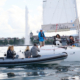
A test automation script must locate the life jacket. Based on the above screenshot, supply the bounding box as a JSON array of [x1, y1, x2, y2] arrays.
[[40, 32, 44, 37]]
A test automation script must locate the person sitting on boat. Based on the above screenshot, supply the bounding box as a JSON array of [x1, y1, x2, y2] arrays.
[[31, 43, 41, 58], [68, 36, 78, 46], [24, 46, 31, 58], [38, 29, 46, 48], [7, 46, 16, 59], [53, 34, 62, 46]]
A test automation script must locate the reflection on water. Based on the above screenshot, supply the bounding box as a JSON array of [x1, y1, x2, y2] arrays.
[[0, 62, 80, 80]]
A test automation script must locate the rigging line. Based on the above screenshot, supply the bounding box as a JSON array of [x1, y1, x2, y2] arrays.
[[43, 0, 47, 9], [74, 0, 79, 31], [69, 0, 75, 23], [58, 0, 64, 23], [63, 0, 68, 23], [43, 0, 47, 23], [50, 0, 60, 24]]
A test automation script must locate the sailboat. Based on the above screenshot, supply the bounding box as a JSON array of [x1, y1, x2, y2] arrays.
[[38, 0, 80, 61], [0, 0, 79, 66]]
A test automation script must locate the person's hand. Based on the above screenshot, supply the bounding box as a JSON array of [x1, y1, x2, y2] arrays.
[[43, 37, 46, 39], [36, 45, 38, 48]]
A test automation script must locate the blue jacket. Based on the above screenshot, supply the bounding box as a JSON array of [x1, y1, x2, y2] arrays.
[[38, 32, 46, 41]]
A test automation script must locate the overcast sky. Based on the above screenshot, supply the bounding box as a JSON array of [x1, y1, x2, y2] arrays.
[[0, 0, 80, 38]]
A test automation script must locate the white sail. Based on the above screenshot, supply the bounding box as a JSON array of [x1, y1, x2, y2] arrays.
[[42, 0, 78, 32]]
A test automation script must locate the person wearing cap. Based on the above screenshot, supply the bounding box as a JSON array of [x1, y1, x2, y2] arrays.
[[38, 29, 46, 47]]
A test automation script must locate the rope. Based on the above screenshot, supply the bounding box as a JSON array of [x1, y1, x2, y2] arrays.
[[55, 24, 58, 32], [63, 0, 68, 23], [58, 0, 64, 23], [50, 0, 60, 24]]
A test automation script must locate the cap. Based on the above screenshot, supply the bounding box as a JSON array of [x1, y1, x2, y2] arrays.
[[40, 29, 42, 31]]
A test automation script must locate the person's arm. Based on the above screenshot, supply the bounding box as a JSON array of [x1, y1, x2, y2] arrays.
[[72, 39, 75, 44], [69, 40, 73, 45], [29, 51, 32, 58], [12, 51, 16, 55], [43, 32, 46, 39], [30, 49, 32, 55], [56, 38, 61, 41], [24, 51, 26, 57], [36, 46, 40, 52]]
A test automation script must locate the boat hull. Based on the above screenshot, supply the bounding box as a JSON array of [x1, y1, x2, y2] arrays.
[[38, 45, 80, 61], [0, 53, 67, 66]]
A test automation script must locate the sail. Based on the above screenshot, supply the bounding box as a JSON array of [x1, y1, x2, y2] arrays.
[[42, 0, 78, 32]]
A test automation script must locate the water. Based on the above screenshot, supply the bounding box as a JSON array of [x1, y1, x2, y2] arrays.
[[0, 62, 80, 80], [0, 46, 80, 80]]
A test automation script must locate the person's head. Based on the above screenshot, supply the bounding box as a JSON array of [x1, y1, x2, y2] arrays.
[[69, 36, 72, 39], [40, 29, 43, 32], [56, 34, 60, 38], [34, 43, 37, 46], [8, 46, 11, 51], [7, 46, 14, 51], [25, 46, 29, 51], [71, 36, 74, 40]]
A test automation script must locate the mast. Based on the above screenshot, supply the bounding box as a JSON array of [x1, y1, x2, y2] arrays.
[[75, 0, 80, 46]]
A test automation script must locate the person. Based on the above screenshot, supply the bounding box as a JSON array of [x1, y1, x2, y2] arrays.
[[68, 36, 78, 46], [7, 46, 16, 59], [38, 29, 46, 47], [24, 46, 31, 58], [53, 34, 62, 46], [56, 34, 62, 42], [31, 43, 41, 58]]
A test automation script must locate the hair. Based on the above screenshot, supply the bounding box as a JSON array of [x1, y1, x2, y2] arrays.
[[25, 46, 29, 51], [7, 46, 11, 51], [56, 34, 60, 38], [69, 36, 72, 38], [11, 46, 14, 51], [71, 36, 74, 40], [7, 46, 14, 51], [34, 43, 37, 46]]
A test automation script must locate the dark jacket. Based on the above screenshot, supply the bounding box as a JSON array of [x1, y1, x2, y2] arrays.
[[68, 39, 74, 45], [53, 36, 56, 45], [24, 50, 31, 58], [7, 49, 16, 59]]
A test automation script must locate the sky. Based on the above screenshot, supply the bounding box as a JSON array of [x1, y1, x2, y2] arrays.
[[0, 0, 80, 38]]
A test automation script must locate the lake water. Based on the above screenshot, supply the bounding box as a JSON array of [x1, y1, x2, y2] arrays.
[[0, 61, 80, 80]]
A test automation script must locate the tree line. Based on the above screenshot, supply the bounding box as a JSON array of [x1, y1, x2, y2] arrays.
[[0, 38, 24, 46]]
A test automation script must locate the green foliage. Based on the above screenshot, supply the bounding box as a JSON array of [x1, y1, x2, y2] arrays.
[[9, 39, 14, 45], [0, 38, 25, 46]]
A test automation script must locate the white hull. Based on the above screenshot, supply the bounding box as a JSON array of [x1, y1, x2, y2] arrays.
[[38, 45, 80, 61]]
